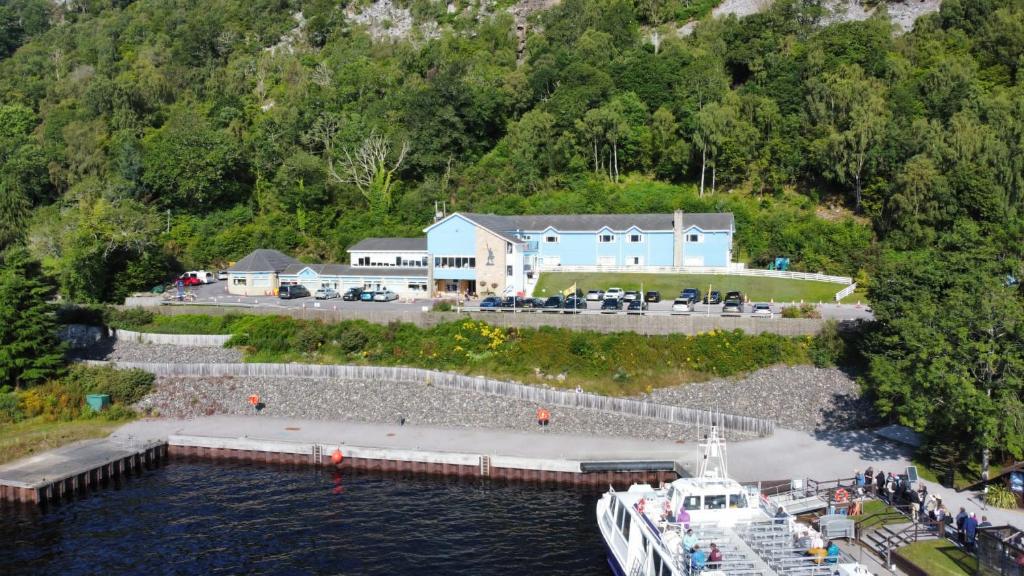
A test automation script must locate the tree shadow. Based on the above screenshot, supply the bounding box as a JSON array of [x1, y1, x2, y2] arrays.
[[66, 336, 116, 361], [812, 427, 915, 463]]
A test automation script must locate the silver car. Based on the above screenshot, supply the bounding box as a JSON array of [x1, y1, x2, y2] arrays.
[[372, 290, 399, 302], [315, 287, 339, 300], [752, 303, 774, 318]]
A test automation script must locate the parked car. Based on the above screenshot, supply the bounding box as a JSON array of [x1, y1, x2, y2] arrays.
[[315, 287, 339, 300], [604, 287, 624, 300], [622, 291, 640, 302], [672, 298, 694, 314], [501, 296, 526, 309], [217, 270, 229, 281], [645, 291, 661, 303], [521, 297, 547, 309], [279, 285, 311, 299], [722, 299, 744, 314], [542, 295, 565, 311], [725, 291, 744, 303], [562, 296, 587, 312], [179, 275, 203, 287], [183, 270, 214, 284], [680, 288, 702, 303], [585, 289, 605, 301], [702, 291, 722, 305], [601, 298, 623, 313], [752, 303, 774, 318], [480, 296, 503, 309], [359, 290, 376, 302], [627, 300, 647, 314], [342, 287, 364, 301], [373, 290, 399, 302]]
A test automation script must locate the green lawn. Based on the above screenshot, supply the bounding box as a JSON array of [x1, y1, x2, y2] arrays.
[[850, 500, 906, 529], [0, 418, 120, 465], [534, 272, 852, 303], [898, 540, 977, 576]]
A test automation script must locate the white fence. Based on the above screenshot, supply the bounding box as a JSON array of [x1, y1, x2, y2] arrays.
[[833, 283, 858, 302], [112, 328, 232, 347], [86, 360, 775, 437], [538, 265, 853, 285]]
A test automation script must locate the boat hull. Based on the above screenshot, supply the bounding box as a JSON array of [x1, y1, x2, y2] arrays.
[[604, 543, 626, 576]]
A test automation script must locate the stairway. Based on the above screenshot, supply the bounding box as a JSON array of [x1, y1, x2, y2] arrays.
[[860, 521, 938, 559]]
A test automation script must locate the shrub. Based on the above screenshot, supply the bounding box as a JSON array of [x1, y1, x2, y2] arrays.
[[63, 365, 155, 405], [432, 300, 455, 312], [986, 485, 1018, 509], [781, 303, 821, 319], [0, 391, 23, 423], [808, 321, 844, 367], [55, 303, 109, 326], [105, 307, 155, 329]]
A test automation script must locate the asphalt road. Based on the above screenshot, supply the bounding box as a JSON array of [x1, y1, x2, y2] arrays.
[[171, 281, 874, 321]]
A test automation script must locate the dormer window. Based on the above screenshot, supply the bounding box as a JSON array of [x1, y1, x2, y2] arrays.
[[544, 235, 559, 243], [598, 234, 615, 243], [628, 234, 643, 243]]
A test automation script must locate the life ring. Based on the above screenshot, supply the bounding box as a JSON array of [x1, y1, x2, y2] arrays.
[[834, 488, 850, 503]]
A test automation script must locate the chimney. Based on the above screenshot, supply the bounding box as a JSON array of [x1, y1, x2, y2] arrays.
[[673, 210, 684, 268]]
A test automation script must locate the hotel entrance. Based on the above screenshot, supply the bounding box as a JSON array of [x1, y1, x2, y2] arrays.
[[434, 279, 476, 297]]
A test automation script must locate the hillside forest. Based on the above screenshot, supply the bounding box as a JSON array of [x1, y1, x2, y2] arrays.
[[0, 0, 1022, 471]]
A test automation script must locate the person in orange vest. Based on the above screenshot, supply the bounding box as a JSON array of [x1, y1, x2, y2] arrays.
[[536, 407, 550, 426]]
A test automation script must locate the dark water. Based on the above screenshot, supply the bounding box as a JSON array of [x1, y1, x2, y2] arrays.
[[0, 461, 608, 575]]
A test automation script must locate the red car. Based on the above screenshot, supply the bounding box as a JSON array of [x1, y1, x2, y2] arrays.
[[180, 275, 203, 286]]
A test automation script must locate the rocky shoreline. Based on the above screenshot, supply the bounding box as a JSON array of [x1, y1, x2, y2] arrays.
[[80, 341, 872, 440]]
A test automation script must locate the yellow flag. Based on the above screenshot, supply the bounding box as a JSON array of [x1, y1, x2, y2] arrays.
[[562, 282, 577, 297]]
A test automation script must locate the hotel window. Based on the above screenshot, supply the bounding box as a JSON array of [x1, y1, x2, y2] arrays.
[[357, 257, 369, 266], [544, 235, 559, 243], [506, 265, 513, 277], [687, 233, 702, 243], [598, 234, 615, 243], [506, 242, 513, 254], [232, 277, 247, 286], [434, 256, 476, 268], [628, 234, 643, 243]]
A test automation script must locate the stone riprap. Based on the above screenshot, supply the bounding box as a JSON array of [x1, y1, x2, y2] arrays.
[[642, 365, 872, 432], [138, 375, 751, 443], [72, 340, 244, 364]]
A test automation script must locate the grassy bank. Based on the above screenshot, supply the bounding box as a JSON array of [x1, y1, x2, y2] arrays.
[[0, 418, 121, 465], [534, 272, 850, 303], [898, 540, 976, 576]]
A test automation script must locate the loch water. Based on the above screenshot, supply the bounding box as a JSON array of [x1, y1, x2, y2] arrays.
[[0, 460, 608, 575]]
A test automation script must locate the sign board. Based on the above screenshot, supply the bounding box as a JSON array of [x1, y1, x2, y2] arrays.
[[1011, 471, 1023, 493], [905, 466, 918, 484]]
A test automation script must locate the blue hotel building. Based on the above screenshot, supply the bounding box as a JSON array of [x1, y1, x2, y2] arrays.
[[228, 210, 734, 298]]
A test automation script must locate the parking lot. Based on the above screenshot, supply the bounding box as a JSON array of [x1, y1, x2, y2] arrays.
[[163, 281, 874, 321]]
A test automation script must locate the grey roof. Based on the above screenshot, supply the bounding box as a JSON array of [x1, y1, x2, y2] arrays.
[[228, 249, 299, 273], [455, 212, 734, 238], [281, 263, 427, 279], [348, 237, 427, 252]]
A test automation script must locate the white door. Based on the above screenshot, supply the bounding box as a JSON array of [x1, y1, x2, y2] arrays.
[[630, 256, 644, 266], [598, 256, 616, 266], [684, 256, 704, 267]]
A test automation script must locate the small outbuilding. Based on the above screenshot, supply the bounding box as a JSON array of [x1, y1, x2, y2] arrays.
[[226, 249, 299, 296]]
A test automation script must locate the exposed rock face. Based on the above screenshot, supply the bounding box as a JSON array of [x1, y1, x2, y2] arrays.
[[58, 324, 108, 349], [686, 0, 941, 34]]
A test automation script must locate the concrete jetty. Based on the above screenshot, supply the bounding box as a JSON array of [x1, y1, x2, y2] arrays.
[[0, 438, 166, 504], [117, 415, 690, 486]]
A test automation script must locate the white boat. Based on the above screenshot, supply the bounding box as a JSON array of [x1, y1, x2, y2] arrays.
[[596, 427, 873, 576]]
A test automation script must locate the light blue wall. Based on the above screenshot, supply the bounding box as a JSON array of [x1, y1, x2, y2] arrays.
[[427, 215, 477, 255], [433, 267, 477, 280], [681, 227, 732, 266], [530, 229, 677, 266]]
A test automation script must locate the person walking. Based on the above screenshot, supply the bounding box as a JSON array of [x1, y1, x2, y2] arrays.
[[956, 507, 968, 544], [965, 513, 979, 553], [875, 470, 886, 496]]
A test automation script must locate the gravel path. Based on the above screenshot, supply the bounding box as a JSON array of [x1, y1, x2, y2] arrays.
[[138, 376, 738, 442], [641, 365, 873, 432], [71, 339, 244, 364]]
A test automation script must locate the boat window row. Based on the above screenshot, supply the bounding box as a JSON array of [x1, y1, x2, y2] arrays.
[[679, 493, 747, 510]]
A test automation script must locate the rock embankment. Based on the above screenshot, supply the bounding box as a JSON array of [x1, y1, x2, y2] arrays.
[[139, 376, 727, 442], [72, 339, 244, 364], [642, 365, 873, 432]]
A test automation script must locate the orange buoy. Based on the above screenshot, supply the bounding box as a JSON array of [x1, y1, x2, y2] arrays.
[[248, 394, 260, 406], [331, 448, 344, 465]]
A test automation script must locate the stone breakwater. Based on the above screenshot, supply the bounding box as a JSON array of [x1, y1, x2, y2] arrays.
[[642, 365, 873, 433]]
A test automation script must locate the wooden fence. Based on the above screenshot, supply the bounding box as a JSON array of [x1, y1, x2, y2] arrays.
[[112, 328, 232, 347], [86, 360, 775, 437], [129, 304, 827, 336]]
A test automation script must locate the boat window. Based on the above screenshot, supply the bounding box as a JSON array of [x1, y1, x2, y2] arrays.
[[704, 495, 727, 509], [656, 552, 669, 576], [730, 493, 748, 508], [618, 504, 631, 537], [682, 495, 701, 510]]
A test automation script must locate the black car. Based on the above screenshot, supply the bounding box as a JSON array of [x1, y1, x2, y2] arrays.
[[542, 295, 564, 311], [645, 291, 661, 303], [627, 300, 647, 314], [680, 288, 702, 303], [278, 285, 310, 299], [521, 297, 547, 309], [501, 296, 526, 309], [601, 298, 623, 313], [563, 296, 587, 313], [725, 291, 744, 303], [342, 287, 364, 301], [702, 291, 722, 305], [722, 299, 744, 314]]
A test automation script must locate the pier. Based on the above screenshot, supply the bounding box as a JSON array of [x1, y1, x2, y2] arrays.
[[0, 438, 166, 504]]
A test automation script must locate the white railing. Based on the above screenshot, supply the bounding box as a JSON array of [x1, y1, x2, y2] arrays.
[[538, 265, 852, 285], [833, 283, 857, 302], [112, 328, 232, 347]]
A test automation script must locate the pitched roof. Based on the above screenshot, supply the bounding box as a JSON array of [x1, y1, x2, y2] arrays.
[[450, 212, 735, 237], [348, 237, 427, 252], [228, 249, 299, 273], [281, 263, 348, 276]]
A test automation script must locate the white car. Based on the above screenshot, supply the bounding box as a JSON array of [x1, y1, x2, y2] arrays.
[[217, 270, 228, 281], [585, 289, 605, 301], [672, 298, 694, 314], [315, 287, 339, 300], [752, 303, 774, 318], [184, 270, 215, 284], [604, 287, 624, 300], [372, 290, 399, 302]]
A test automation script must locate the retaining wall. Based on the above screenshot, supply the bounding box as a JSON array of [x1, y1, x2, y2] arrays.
[[127, 304, 827, 336], [83, 360, 775, 437], [111, 328, 232, 347]]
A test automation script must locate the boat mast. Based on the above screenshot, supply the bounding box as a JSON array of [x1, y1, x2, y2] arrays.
[[698, 424, 728, 479]]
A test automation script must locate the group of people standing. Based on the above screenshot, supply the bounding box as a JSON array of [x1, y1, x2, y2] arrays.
[[681, 528, 723, 573]]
